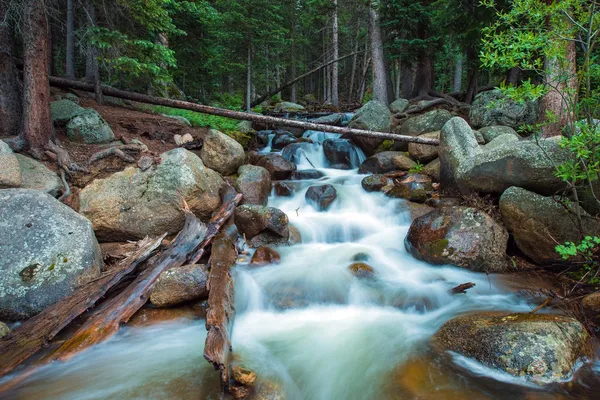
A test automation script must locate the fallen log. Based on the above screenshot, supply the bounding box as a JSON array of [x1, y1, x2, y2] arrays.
[[48, 76, 440, 146], [0, 235, 163, 377], [450, 282, 476, 295]]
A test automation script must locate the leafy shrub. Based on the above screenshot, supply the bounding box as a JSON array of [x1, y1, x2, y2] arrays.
[[556, 236, 600, 284]]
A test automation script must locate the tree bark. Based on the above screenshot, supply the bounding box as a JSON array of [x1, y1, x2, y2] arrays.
[[66, 0, 75, 78], [246, 42, 252, 112], [22, 0, 52, 156], [464, 47, 479, 104], [49, 75, 441, 145], [369, 2, 389, 105], [349, 35, 359, 102], [453, 53, 463, 92], [85, 0, 97, 84], [331, 0, 339, 106], [400, 61, 413, 99], [0, 3, 22, 137], [395, 60, 401, 99], [291, 22, 297, 103], [540, 40, 577, 137]]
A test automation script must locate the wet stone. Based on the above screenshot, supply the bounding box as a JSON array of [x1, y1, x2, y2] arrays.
[[305, 184, 337, 211], [361, 174, 389, 192], [289, 169, 325, 180], [249, 247, 281, 267]]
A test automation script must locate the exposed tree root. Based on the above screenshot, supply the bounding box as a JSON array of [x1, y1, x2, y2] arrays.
[[87, 144, 144, 165], [44, 140, 88, 202]]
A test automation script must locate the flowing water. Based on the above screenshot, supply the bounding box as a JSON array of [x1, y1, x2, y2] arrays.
[[3, 130, 599, 399]]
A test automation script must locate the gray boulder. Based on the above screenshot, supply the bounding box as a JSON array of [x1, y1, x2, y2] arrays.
[[433, 312, 591, 383], [397, 109, 452, 138], [0, 189, 103, 320], [479, 125, 519, 143], [236, 165, 272, 206], [483, 133, 520, 151], [348, 100, 392, 155], [499, 187, 600, 265], [235, 205, 289, 248], [16, 154, 62, 197], [200, 129, 245, 176], [358, 151, 416, 174], [390, 98, 409, 114], [470, 89, 539, 129], [310, 113, 343, 126], [79, 148, 223, 241], [408, 131, 440, 163], [150, 264, 208, 307], [405, 206, 508, 272], [440, 117, 571, 195], [274, 102, 305, 113], [0, 140, 21, 188], [51, 99, 85, 125], [66, 109, 115, 144]]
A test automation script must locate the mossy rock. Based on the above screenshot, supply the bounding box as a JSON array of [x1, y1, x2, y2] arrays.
[[66, 109, 115, 144]]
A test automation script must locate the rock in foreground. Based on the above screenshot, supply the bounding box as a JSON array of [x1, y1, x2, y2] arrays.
[[405, 207, 508, 272], [433, 312, 591, 383], [236, 165, 272, 206], [150, 264, 209, 307], [0, 189, 103, 320]]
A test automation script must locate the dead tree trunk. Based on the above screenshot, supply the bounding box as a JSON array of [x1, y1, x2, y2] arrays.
[[369, 2, 389, 105], [22, 0, 52, 157], [331, 0, 339, 106], [0, 3, 22, 137]]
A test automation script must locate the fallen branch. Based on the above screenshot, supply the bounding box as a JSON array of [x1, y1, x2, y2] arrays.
[[0, 236, 163, 378], [87, 144, 144, 165], [530, 297, 553, 314], [49, 76, 440, 146], [450, 282, 476, 295]]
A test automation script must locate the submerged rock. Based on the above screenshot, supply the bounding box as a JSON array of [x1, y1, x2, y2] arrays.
[[250, 247, 281, 267], [66, 108, 115, 144], [236, 165, 271, 206], [150, 264, 209, 308], [305, 184, 337, 211], [323, 138, 359, 169], [289, 169, 324, 180], [80, 148, 223, 241], [200, 129, 245, 176], [405, 206, 508, 272], [470, 89, 539, 129], [271, 130, 297, 151], [0, 189, 103, 320], [348, 262, 374, 278], [433, 312, 591, 383]]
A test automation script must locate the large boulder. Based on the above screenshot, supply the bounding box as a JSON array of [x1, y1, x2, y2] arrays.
[[408, 131, 440, 163], [469, 89, 539, 129], [79, 148, 223, 241], [478, 125, 519, 143], [305, 184, 337, 211], [0, 189, 103, 320], [253, 153, 296, 180], [405, 206, 508, 272], [433, 312, 591, 383], [440, 117, 571, 195], [358, 151, 416, 174], [323, 139, 360, 169], [499, 187, 600, 265], [200, 129, 245, 176], [149, 264, 208, 307], [235, 205, 289, 245], [348, 100, 392, 155], [235, 165, 272, 206], [274, 102, 305, 113], [66, 108, 115, 144], [16, 154, 62, 197], [396, 109, 452, 150], [390, 98, 409, 114], [50, 99, 85, 125], [0, 139, 21, 188]]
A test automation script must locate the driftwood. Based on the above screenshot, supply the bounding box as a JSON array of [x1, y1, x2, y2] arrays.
[[48, 76, 440, 146], [0, 236, 164, 378], [87, 144, 144, 165], [450, 282, 476, 295], [250, 51, 364, 108]]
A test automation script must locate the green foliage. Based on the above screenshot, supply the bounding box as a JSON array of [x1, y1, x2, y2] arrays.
[[151, 105, 238, 133], [555, 121, 600, 189], [409, 162, 424, 173], [556, 236, 600, 284]]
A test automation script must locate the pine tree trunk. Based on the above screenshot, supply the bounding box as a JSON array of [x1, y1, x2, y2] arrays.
[[265, 46, 270, 93], [246, 43, 252, 112], [349, 35, 359, 102], [66, 0, 75, 78], [541, 40, 577, 137], [331, 0, 339, 106], [400, 61, 413, 99], [0, 3, 22, 137], [411, 19, 434, 98], [369, 2, 389, 105], [291, 22, 297, 103], [85, 0, 98, 84], [22, 0, 51, 156], [395, 60, 401, 99], [453, 53, 463, 92], [464, 47, 478, 104]]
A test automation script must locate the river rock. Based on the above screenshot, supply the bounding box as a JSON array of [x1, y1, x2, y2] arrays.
[[50, 99, 85, 125], [440, 117, 571, 195], [408, 131, 440, 163], [250, 247, 281, 267], [80, 148, 223, 241], [405, 206, 508, 272], [200, 129, 245, 176], [390, 98, 409, 114], [310, 113, 343, 126], [386, 174, 432, 203], [274, 102, 305, 113], [16, 154, 62, 197], [274, 181, 294, 197], [150, 264, 209, 307], [236, 165, 271, 206], [0, 322, 9, 338], [499, 187, 600, 265], [478, 125, 519, 143], [0, 139, 21, 188], [306, 184, 337, 211], [281, 142, 313, 164], [582, 292, 600, 312], [348, 100, 392, 155], [323, 138, 359, 169], [433, 312, 591, 383], [235, 205, 289, 241], [254, 153, 296, 180], [396, 109, 452, 151], [348, 262, 374, 278], [422, 158, 440, 182], [404, 202, 434, 220], [289, 169, 324, 180], [470, 89, 539, 129], [0, 189, 103, 320], [256, 130, 273, 145], [66, 108, 115, 144], [358, 151, 416, 174], [271, 130, 297, 151], [361, 174, 389, 192]]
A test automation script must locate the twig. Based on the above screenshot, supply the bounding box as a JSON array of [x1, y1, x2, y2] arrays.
[[530, 298, 552, 314]]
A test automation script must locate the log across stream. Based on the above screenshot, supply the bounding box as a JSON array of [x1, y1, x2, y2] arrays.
[[3, 129, 600, 400]]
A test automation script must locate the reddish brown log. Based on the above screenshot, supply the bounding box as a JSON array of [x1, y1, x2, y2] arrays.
[[0, 236, 163, 377], [48, 76, 440, 146], [450, 282, 476, 295]]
